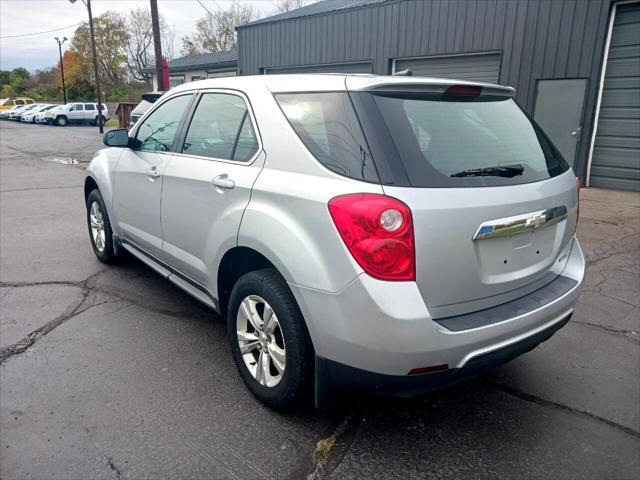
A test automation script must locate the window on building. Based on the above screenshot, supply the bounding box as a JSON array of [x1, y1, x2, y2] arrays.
[[169, 77, 185, 88]]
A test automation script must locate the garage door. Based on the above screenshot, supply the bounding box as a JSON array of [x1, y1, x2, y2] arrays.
[[265, 62, 372, 74], [394, 52, 501, 84], [590, 2, 640, 191]]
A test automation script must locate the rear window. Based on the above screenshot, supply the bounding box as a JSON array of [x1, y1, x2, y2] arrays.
[[371, 92, 570, 187], [276, 93, 379, 182]]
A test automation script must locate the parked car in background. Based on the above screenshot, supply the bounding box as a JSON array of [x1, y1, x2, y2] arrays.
[[21, 104, 54, 123], [8, 103, 39, 120], [129, 92, 163, 127], [0, 106, 18, 120], [86, 75, 585, 410], [1, 105, 27, 120], [45, 102, 109, 126], [35, 105, 58, 124], [0, 97, 34, 110]]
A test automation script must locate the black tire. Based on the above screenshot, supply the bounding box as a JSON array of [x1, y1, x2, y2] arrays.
[[55, 115, 68, 126], [228, 268, 314, 410], [86, 189, 117, 263]]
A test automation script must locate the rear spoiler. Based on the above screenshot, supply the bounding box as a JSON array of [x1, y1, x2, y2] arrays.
[[366, 83, 515, 98]]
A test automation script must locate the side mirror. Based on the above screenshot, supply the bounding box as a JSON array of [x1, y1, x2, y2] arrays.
[[103, 128, 130, 148]]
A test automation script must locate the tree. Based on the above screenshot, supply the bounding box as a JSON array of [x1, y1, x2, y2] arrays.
[[9, 68, 30, 95], [124, 8, 176, 82], [55, 50, 94, 100], [70, 11, 129, 88], [180, 3, 258, 55], [272, 0, 316, 13]]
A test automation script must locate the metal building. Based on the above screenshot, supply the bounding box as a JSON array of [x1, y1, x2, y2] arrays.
[[237, 0, 640, 191]]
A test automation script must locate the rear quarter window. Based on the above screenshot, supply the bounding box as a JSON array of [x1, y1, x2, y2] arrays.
[[275, 93, 379, 183]]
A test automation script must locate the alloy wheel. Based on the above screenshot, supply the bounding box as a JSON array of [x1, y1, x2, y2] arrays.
[[89, 201, 106, 253], [236, 295, 286, 387]]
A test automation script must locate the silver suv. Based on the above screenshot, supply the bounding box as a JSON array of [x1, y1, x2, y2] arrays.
[[47, 102, 109, 126], [84, 75, 585, 409]]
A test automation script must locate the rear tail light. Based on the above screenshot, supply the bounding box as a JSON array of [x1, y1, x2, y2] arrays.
[[328, 193, 415, 281]]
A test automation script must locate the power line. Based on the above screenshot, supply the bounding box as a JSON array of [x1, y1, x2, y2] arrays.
[[0, 23, 82, 40]]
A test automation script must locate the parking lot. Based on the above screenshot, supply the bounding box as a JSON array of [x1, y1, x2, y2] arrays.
[[0, 120, 638, 479]]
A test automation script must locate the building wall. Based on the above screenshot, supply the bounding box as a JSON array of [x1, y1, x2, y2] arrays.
[[237, 0, 615, 182]]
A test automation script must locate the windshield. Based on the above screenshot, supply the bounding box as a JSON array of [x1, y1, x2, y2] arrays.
[[369, 92, 570, 187]]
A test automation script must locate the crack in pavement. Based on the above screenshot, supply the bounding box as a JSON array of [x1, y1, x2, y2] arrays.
[[106, 456, 123, 480], [489, 381, 640, 439], [0, 269, 219, 365], [572, 319, 640, 344]]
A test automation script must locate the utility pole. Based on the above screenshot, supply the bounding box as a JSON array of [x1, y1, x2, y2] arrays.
[[54, 37, 68, 105], [150, 0, 165, 91], [69, 0, 104, 133]]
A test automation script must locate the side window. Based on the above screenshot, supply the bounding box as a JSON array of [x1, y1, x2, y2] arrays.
[[182, 93, 258, 161], [84, 104, 95, 111], [15, 100, 24, 105], [26, 100, 34, 104], [70, 104, 83, 111], [135, 94, 193, 152]]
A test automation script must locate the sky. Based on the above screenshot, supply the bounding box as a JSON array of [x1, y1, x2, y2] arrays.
[[0, 0, 277, 72]]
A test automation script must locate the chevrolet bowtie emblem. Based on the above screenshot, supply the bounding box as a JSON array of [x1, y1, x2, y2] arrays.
[[526, 214, 546, 229]]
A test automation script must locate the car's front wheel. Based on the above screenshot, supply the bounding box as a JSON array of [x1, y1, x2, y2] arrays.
[[55, 116, 68, 126], [228, 269, 313, 410], [86, 189, 117, 263]]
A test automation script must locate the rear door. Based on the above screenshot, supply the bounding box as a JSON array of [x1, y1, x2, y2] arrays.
[[161, 90, 263, 290], [353, 88, 578, 316], [113, 92, 194, 259], [84, 103, 96, 122]]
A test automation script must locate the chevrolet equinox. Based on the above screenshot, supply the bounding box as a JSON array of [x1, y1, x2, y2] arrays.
[[85, 74, 585, 409]]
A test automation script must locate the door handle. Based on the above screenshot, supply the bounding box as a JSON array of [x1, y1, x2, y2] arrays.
[[211, 174, 235, 192], [146, 167, 161, 180]]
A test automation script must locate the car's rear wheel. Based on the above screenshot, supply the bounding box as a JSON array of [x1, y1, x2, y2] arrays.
[[55, 116, 68, 126], [228, 269, 313, 410], [86, 189, 117, 263]]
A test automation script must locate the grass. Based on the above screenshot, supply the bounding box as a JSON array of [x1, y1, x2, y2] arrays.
[[104, 118, 118, 127], [312, 435, 337, 463]]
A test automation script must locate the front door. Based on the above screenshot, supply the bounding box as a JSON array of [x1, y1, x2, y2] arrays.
[[161, 91, 263, 291], [113, 93, 195, 259], [67, 104, 84, 123], [533, 79, 587, 167]]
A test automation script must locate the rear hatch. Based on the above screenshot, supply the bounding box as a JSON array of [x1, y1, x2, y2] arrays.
[[349, 82, 579, 317]]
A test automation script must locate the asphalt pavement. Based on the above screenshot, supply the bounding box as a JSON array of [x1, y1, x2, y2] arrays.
[[1, 120, 638, 480]]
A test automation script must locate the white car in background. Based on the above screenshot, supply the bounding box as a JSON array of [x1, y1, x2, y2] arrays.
[[21, 104, 53, 123], [1, 105, 27, 120], [46, 102, 110, 126], [35, 105, 58, 124], [8, 103, 39, 120]]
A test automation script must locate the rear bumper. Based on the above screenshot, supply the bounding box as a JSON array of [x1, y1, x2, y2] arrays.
[[316, 313, 571, 397], [289, 236, 585, 399]]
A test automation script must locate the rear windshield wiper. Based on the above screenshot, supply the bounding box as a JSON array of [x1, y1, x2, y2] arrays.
[[450, 164, 525, 178]]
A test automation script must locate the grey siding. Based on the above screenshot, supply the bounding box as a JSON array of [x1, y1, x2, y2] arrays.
[[265, 61, 372, 74], [590, 2, 640, 191], [394, 52, 501, 83], [238, 0, 615, 182]]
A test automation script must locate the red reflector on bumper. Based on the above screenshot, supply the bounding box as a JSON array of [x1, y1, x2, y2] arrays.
[[408, 364, 449, 375]]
